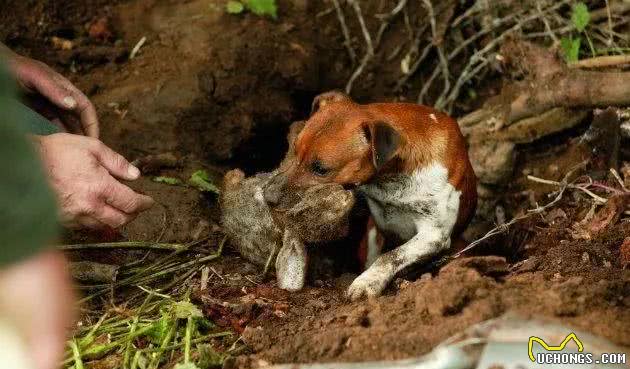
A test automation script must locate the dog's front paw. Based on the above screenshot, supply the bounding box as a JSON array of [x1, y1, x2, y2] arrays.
[[346, 268, 391, 301]]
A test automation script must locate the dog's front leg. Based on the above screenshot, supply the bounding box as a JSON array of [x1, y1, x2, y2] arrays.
[[347, 223, 450, 300]]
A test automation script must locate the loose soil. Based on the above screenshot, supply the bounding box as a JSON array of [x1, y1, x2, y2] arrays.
[[1, 0, 629, 367]]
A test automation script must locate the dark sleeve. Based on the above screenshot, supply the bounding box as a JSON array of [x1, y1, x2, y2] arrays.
[[0, 61, 58, 266]]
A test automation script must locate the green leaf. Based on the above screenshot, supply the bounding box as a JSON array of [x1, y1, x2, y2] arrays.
[[561, 36, 581, 63], [172, 301, 203, 319], [572, 2, 590, 32], [188, 170, 220, 194], [145, 314, 171, 344], [153, 176, 182, 185], [244, 0, 277, 18], [226, 1, 244, 14]]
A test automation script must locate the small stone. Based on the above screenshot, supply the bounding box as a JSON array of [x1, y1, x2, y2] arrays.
[[582, 252, 590, 263], [515, 257, 540, 273], [468, 140, 516, 185]]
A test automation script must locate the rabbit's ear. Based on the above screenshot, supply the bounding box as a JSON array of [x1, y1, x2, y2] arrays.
[[275, 229, 307, 291]]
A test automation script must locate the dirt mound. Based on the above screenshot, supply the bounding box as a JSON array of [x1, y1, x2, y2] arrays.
[[224, 211, 630, 367]]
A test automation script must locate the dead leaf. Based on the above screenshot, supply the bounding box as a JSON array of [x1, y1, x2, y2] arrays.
[[585, 195, 627, 237]]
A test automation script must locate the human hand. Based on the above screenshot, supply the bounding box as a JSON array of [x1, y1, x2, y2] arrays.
[[2, 46, 99, 137], [0, 250, 75, 369], [34, 133, 154, 229]]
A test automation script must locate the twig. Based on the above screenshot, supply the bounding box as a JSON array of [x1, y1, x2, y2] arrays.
[[155, 203, 170, 243], [374, 0, 408, 48], [451, 0, 480, 28], [402, 6, 414, 43], [569, 54, 630, 69], [77, 237, 222, 304], [315, 6, 335, 19], [394, 26, 431, 91], [129, 36, 147, 60], [210, 266, 225, 281], [610, 168, 628, 191], [419, 0, 571, 110], [536, 0, 559, 44], [345, 0, 406, 94], [349, 0, 373, 54], [332, 0, 356, 65], [138, 285, 172, 299], [345, 0, 374, 94], [422, 0, 450, 108], [527, 175, 608, 204], [200, 266, 210, 290], [604, 0, 614, 46], [439, 5, 557, 110], [58, 241, 188, 252], [418, 57, 442, 104], [454, 162, 587, 257]]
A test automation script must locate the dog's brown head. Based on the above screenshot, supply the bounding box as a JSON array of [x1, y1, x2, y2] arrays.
[[284, 91, 401, 188]]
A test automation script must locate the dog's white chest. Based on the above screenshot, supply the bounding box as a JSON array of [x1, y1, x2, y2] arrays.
[[359, 163, 461, 241]]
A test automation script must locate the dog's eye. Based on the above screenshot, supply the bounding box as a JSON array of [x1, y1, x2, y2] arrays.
[[310, 160, 329, 177]]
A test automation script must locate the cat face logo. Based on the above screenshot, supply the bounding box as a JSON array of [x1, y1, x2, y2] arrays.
[[528, 333, 584, 362]]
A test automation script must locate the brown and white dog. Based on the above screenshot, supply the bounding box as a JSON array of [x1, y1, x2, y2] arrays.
[[265, 91, 477, 300]]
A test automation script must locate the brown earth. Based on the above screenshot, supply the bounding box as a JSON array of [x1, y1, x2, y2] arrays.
[[1, 0, 629, 367]]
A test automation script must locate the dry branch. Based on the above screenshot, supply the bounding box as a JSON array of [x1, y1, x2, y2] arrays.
[[461, 40, 630, 131], [570, 54, 630, 69]]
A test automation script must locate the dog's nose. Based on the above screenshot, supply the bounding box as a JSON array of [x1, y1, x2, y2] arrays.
[[264, 172, 288, 205]]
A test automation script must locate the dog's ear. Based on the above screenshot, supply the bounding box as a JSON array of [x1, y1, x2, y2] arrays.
[[363, 121, 401, 171], [311, 90, 351, 115]]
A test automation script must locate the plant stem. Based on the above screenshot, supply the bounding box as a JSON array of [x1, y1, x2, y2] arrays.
[[123, 294, 153, 368], [69, 340, 84, 369], [142, 332, 232, 353], [184, 317, 193, 363], [150, 320, 177, 369], [131, 350, 142, 369]]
